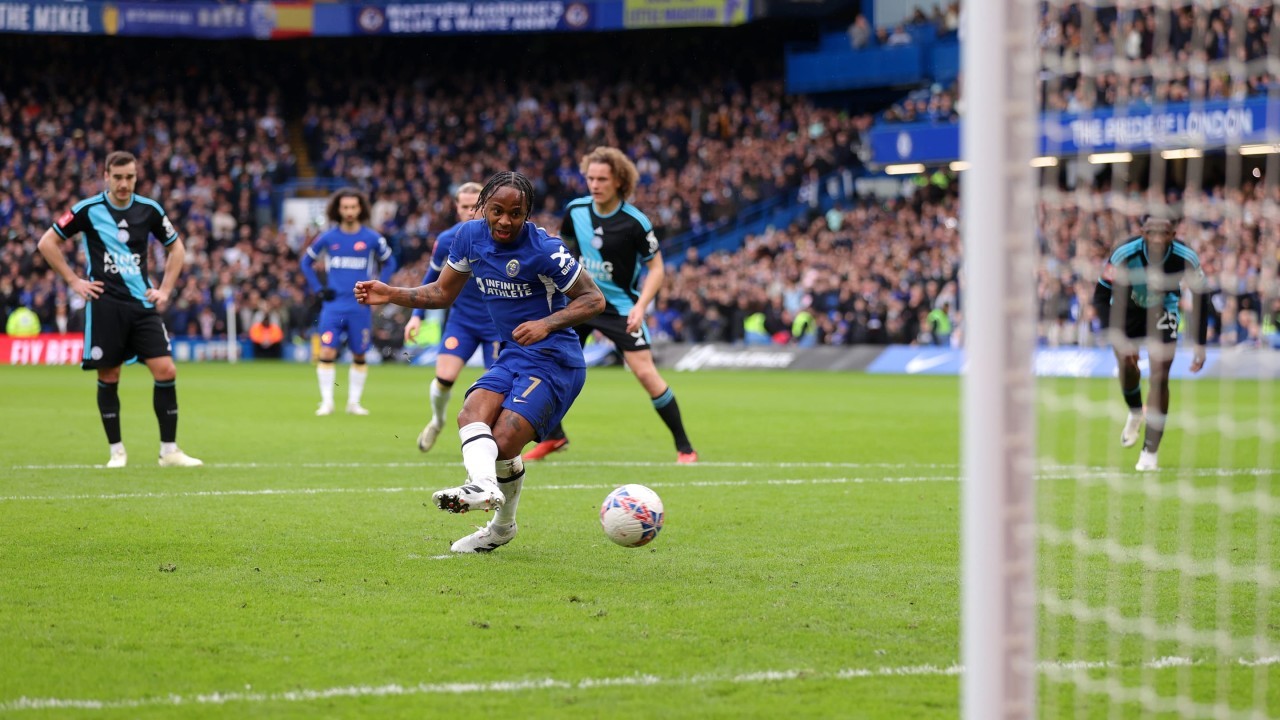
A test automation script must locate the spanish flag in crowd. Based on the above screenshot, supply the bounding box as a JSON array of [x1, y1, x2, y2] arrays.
[[270, 1, 314, 39]]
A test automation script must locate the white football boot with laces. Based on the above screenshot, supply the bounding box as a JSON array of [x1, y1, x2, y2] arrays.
[[432, 479, 504, 514], [450, 520, 517, 553]]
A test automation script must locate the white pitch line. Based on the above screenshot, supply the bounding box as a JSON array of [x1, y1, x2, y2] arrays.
[[0, 476, 956, 503], [13, 460, 1275, 481], [2, 656, 1274, 712], [4, 465, 1274, 504], [9, 460, 961, 471], [5, 465, 1277, 504]]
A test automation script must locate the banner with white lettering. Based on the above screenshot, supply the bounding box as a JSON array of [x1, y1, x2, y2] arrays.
[[355, 1, 596, 35], [0, 333, 85, 365], [869, 97, 1280, 164], [102, 2, 277, 38], [1042, 97, 1280, 154], [0, 2, 97, 33]]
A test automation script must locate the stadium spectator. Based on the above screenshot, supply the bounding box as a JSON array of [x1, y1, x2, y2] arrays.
[[887, 24, 913, 46], [248, 295, 286, 359], [848, 14, 872, 49], [869, 3, 1276, 116]]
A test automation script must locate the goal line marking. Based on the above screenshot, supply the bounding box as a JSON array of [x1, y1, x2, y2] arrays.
[[0, 476, 952, 503]]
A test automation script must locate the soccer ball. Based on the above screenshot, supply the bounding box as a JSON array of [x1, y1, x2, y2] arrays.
[[599, 484, 664, 547]]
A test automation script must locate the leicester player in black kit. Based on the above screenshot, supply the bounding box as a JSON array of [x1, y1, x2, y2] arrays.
[[1092, 211, 1209, 471], [37, 151, 202, 468], [524, 147, 698, 464]]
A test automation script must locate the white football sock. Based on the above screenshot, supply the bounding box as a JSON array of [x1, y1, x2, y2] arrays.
[[348, 364, 368, 405], [494, 456, 525, 525], [429, 378, 451, 427], [459, 421, 499, 489], [317, 362, 335, 405], [160, 441, 178, 456]]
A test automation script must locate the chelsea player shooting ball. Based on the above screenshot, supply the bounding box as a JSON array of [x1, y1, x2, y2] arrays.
[[600, 484, 665, 547]]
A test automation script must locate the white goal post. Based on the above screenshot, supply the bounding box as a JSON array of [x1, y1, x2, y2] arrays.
[[961, 0, 1038, 718]]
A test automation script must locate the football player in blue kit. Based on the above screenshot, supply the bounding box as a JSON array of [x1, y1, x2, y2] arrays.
[[1091, 211, 1210, 471], [402, 181, 503, 453], [301, 188, 397, 416], [355, 172, 604, 553], [36, 150, 202, 468]]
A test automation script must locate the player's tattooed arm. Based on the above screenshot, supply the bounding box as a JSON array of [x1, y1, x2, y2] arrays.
[[358, 266, 467, 309], [546, 271, 606, 331], [509, 271, 604, 347], [390, 284, 448, 309]]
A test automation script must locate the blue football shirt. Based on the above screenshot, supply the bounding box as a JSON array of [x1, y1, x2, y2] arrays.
[[446, 219, 586, 368], [302, 226, 396, 310]]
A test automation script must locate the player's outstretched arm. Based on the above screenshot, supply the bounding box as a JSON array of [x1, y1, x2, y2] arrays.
[[511, 272, 605, 346], [355, 266, 467, 309]]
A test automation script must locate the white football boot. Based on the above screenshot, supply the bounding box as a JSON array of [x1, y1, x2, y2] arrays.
[[450, 520, 518, 553], [315, 402, 335, 416], [432, 480, 504, 514], [106, 447, 128, 468], [159, 449, 204, 467], [417, 421, 444, 453], [1135, 450, 1159, 472], [345, 403, 369, 416], [1121, 411, 1143, 448]]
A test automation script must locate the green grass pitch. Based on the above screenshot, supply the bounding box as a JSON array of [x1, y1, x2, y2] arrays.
[[0, 362, 1275, 718]]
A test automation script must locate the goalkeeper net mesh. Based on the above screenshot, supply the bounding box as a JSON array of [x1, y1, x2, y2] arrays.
[[1032, 0, 1279, 716]]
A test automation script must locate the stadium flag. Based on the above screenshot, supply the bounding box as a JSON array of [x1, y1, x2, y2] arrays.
[[270, 1, 313, 38]]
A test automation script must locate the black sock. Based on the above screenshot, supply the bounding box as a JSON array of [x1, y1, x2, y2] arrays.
[[154, 381, 178, 443], [1122, 384, 1142, 411], [544, 423, 567, 442], [652, 388, 693, 454], [97, 380, 121, 444]]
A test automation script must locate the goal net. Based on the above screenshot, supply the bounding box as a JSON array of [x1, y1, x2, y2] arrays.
[[965, 0, 1280, 717]]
